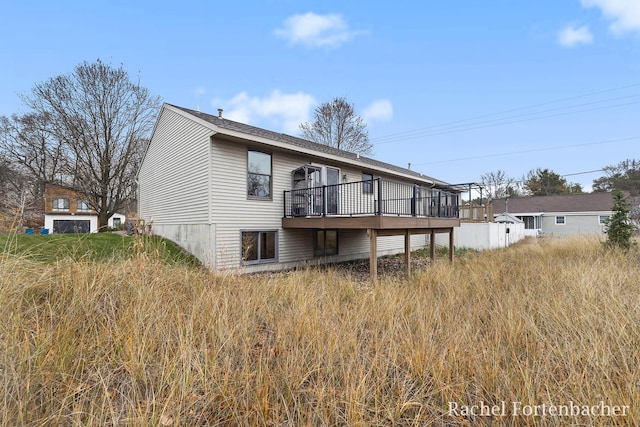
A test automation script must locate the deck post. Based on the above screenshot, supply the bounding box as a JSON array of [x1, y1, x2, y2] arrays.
[[369, 229, 378, 284], [404, 229, 411, 277], [449, 227, 454, 263], [322, 185, 327, 216], [376, 178, 383, 215], [430, 230, 436, 261], [412, 185, 417, 216]]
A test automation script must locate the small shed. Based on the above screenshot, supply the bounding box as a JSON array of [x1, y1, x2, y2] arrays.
[[495, 212, 524, 224]]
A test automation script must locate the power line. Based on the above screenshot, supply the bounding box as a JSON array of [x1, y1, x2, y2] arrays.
[[372, 98, 640, 145], [410, 136, 640, 166], [458, 170, 606, 196], [370, 82, 640, 145], [506, 170, 605, 186], [562, 169, 604, 177]]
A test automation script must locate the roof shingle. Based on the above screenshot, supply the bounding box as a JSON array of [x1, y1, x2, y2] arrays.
[[169, 104, 453, 188], [491, 192, 613, 214]]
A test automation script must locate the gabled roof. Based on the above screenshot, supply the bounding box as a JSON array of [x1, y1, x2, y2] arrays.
[[166, 104, 456, 190], [495, 212, 524, 223], [491, 192, 613, 214]]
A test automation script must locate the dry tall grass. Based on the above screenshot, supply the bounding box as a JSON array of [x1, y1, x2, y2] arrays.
[[1, 237, 639, 425]]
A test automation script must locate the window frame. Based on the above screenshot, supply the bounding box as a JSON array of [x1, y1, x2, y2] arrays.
[[555, 216, 566, 225], [314, 229, 339, 257], [241, 230, 278, 265], [247, 149, 272, 200], [599, 215, 610, 225], [362, 172, 374, 194], [52, 198, 70, 212], [77, 200, 92, 212]]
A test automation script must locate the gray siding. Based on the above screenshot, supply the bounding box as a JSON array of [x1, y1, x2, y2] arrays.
[[139, 108, 212, 223], [209, 138, 430, 271], [541, 212, 608, 236], [138, 108, 215, 267]]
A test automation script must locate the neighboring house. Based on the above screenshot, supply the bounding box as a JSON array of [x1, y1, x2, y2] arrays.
[[491, 193, 614, 237], [138, 104, 462, 280], [43, 183, 98, 233]]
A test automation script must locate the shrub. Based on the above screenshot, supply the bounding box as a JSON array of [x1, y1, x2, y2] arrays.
[[604, 189, 636, 250]]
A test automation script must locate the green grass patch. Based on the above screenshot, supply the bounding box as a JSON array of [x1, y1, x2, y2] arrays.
[[412, 245, 478, 259], [0, 232, 200, 267]]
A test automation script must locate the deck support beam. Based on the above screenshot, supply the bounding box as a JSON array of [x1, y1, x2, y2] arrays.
[[404, 229, 411, 277], [430, 230, 436, 261], [449, 227, 455, 263], [369, 229, 378, 284]]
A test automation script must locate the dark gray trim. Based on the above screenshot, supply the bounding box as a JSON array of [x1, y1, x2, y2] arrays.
[[240, 229, 279, 265]]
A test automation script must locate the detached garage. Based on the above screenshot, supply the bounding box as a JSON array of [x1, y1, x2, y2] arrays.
[[44, 214, 98, 234]]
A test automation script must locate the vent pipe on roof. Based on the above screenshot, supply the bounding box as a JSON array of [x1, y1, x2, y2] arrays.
[[218, 108, 223, 118], [408, 162, 411, 170]]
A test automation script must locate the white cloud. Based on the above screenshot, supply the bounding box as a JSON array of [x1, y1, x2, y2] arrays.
[[362, 99, 393, 122], [558, 24, 594, 47], [212, 90, 316, 134], [193, 86, 207, 97], [274, 12, 364, 48], [581, 0, 640, 34]]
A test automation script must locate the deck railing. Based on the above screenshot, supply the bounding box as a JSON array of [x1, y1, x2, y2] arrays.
[[283, 178, 459, 219]]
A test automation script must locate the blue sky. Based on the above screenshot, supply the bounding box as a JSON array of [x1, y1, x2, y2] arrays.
[[2, 0, 639, 192]]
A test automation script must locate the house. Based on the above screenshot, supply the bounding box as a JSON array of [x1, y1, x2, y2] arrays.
[[43, 183, 98, 233], [490, 192, 614, 237], [138, 104, 462, 280]]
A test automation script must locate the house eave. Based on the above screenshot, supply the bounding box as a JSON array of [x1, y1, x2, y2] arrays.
[[506, 211, 613, 216]]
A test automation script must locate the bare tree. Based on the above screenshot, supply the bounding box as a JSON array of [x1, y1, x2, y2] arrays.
[[480, 169, 519, 200], [0, 154, 35, 230], [0, 112, 68, 183], [21, 60, 161, 229], [300, 97, 372, 155]]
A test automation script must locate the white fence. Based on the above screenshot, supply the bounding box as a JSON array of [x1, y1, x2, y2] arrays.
[[436, 222, 526, 250]]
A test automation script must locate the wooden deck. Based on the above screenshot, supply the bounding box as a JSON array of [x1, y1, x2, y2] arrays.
[[282, 215, 460, 230]]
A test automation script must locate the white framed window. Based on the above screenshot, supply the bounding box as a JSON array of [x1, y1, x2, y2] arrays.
[[52, 198, 69, 211], [77, 200, 92, 212], [241, 230, 278, 264], [247, 150, 272, 199], [555, 216, 565, 225], [599, 215, 609, 225]]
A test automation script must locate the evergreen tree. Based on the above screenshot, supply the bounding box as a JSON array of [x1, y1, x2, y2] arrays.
[[604, 189, 636, 250]]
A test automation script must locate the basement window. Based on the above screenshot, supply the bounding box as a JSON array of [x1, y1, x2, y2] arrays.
[[242, 230, 278, 264]]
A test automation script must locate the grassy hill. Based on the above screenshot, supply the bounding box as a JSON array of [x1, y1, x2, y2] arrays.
[[0, 232, 200, 266], [0, 236, 638, 425]]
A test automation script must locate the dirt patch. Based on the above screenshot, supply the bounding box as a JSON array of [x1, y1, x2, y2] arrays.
[[315, 254, 434, 284]]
